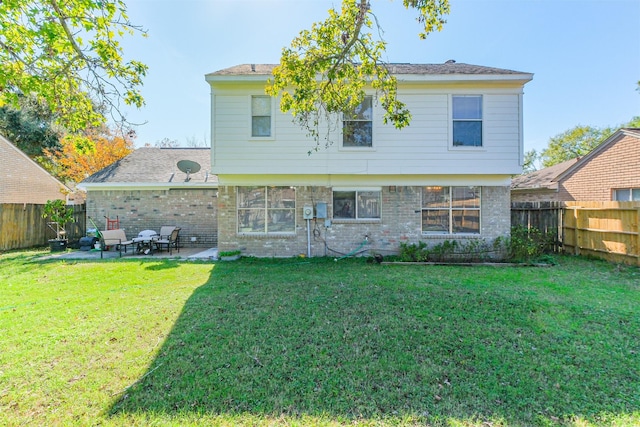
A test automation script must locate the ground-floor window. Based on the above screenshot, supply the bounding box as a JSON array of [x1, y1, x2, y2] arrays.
[[333, 189, 381, 219], [237, 186, 296, 233], [612, 188, 640, 201], [422, 186, 481, 234]]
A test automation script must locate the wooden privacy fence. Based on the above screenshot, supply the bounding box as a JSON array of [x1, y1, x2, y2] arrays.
[[511, 201, 563, 251], [512, 201, 640, 266], [0, 203, 86, 251], [562, 201, 640, 266], [511, 201, 562, 233]]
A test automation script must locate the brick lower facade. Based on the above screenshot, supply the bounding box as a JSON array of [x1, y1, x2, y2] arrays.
[[86, 189, 218, 247], [217, 185, 511, 258]]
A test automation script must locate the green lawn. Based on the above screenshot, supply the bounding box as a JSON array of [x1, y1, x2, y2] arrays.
[[0, 250, 638, 426]]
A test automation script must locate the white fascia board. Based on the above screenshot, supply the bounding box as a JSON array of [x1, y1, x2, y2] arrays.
[[206, 75, 269, 84], [206, 73, 533, 86], [217, 174, 512, 187], [78, 182, 218, 191]]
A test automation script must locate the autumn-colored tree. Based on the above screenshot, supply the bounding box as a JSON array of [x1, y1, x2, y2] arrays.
[[45, 127, 134, 183]]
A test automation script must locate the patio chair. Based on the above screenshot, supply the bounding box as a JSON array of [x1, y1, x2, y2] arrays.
[[99, 229, 135, 258], [155, 227, 180, 255], [158, 226, 176, 240]]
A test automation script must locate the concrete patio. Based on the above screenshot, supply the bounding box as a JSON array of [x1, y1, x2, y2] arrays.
[[41, 246, 218, 261]]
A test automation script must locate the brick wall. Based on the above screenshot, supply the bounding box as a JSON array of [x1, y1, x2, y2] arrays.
[[511, 190, 559, 203], [558, 134, 640, 201], [0, 138, 67, 204], [218, 185, 511, 257], [86, 188, 217, 247]]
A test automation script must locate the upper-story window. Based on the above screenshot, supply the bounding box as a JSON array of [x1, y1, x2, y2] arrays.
[[343, 96, 373, 147], [251, 95, 272, 137], [452, 95, 482, 147]]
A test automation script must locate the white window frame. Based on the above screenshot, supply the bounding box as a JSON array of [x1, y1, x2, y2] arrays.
[[332, 187, 381, 221], [249, 95, 275, 140], [341, 96, 374, 150], [237, 186, 296, 234], [450, 95, 484, 150], [421, 186, 481, 235]]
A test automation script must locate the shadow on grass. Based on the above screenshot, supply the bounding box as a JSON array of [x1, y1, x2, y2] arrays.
[[108, 258, 640, 425], [144, 261, 182, 271]]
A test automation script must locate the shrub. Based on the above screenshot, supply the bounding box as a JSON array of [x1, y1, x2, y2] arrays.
[[398, 239, 504, 263], [42, 199, 74, 240], [398, 241, 427, 262], [507, 226, 556, 263]]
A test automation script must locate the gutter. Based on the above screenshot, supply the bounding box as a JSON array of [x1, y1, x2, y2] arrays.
[[77, 182, 218, 191]]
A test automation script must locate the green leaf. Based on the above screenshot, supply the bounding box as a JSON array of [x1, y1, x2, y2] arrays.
[[0, 0, 148, 132], [267, 0, 449, 150]]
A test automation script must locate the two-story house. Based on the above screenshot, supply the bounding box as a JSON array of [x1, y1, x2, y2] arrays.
[[206, 62, 533, 258]]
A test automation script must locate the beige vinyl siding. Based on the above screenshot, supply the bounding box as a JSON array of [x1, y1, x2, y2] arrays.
[[211, 87, 523, 176], [484, 95, 520, 150]]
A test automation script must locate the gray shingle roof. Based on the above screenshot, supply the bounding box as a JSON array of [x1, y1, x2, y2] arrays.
[[511, 158, 579, 191], [207, 62, 531, 77], [81, 147, 215, 184]]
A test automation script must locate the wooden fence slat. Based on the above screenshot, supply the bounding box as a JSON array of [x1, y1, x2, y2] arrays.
[[513, 201, 640, 266], [0, 203, 86, 251]]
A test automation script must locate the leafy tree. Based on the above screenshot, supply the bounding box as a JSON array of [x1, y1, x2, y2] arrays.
[[540, 116, 639, 168], [0, 94, 60, 157], [44, 126, 134, 183], [522, 149, 539, 174], [0, 0, 148, 132], [266, 0, 449, 150], [626, 115, 640, 128], [540, 125, 610, 168]]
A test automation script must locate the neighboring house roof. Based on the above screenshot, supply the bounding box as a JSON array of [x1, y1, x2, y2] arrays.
[[0, 133, 71, 204], [553, 128, 640, 183], [79, 147, 216, 190], [511, 158, 579, 192], [206, 62, 533, 83]]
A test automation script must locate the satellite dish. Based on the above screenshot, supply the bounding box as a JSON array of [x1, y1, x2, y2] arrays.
[[177, 160, 201, 182]]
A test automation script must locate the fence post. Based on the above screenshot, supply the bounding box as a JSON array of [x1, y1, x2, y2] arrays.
[[557, 204, 563, 253], [637, 206, 640, 267], [574, 207, 581, 256]]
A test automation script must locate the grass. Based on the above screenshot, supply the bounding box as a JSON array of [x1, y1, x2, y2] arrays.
[[0, 249, 639, 426]]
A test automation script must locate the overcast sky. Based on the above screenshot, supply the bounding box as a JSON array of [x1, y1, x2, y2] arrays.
[[119, 0, 640, 153]]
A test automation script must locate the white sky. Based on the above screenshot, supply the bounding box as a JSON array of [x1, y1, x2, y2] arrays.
[[119, 0, 640, 153]]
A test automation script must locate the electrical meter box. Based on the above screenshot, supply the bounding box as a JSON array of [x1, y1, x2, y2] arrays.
[[315, 202, 327, 219], [302, 205, 314, 220]]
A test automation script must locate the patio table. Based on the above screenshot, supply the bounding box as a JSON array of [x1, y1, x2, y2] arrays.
[[132, 229, 159, 255]]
